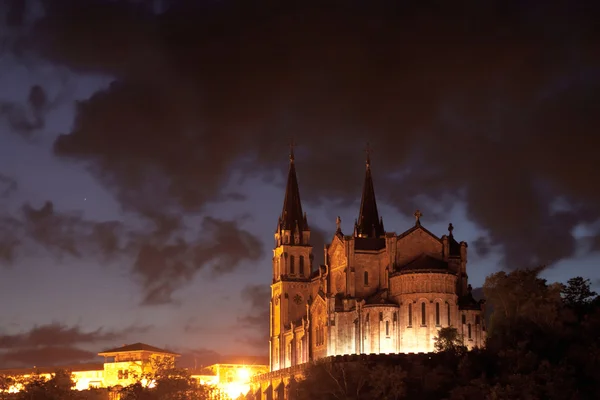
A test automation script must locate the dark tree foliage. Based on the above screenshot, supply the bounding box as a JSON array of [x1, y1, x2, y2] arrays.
[[117, 358, 218, 400], [291, 269, 600, 400]]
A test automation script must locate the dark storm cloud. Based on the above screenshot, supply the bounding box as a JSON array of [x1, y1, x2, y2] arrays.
[[29, 1, 600, 269], [0, 174, 17, 198], [0, 323, 150, 349], [0, 86, 46, 137], [0, 346, 98, 368], [0, 323, 151, 368], [0, 200, 262, 304], [133, 216, 263, 306], [237, 284, 269, 349]]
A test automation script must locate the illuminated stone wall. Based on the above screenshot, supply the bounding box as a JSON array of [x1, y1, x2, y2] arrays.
[[270, 221, 487, 371]]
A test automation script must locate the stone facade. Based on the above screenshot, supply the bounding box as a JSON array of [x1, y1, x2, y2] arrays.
[[269, 150, 486, 373]]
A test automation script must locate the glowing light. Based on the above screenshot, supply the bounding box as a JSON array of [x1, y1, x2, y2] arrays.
[[236, 367, 250, 382]]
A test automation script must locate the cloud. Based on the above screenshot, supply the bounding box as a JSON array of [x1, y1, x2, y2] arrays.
[[236, 284, 270, 351], [0, 173, 17, 198], [0, 323, 150, 349], [22, 1, 600, 271], [0, 85, 46, 137], [0, 346, 98, 368], [175, 348, 221, 369], [0, 323, 151, 368], [0, 200, 263, 304], [133, 216, 263, 306]]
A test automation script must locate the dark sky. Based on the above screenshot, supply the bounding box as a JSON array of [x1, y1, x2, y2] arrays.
[[0, 0, 599, 368]]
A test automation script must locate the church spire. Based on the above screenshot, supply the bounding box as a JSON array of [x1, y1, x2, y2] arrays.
[[279, 140, 309, 240], [356, 143, 384, 238]]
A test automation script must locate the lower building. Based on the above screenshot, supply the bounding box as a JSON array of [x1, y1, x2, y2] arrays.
[[0, 342, 268, 400]]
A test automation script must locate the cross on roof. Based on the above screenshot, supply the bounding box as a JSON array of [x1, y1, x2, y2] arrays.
[[414, 209, 423, 224]]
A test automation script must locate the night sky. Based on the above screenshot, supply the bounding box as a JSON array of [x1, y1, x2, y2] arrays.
[[0, 0, 599, 369]]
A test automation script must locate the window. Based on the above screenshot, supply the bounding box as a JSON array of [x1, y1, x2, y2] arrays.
[[475, 315, 480, 325], [447, 303, 451, 326], [435, 303, 440, 326], [468, 323, 472, 339], [316, 324, 325, 346], [421, 302, 426, 326], [385, 321, 390, 336], [408, 304, 412, 327], [299, 256, 305, 275], [290, 256, 295, 274], [462, 314, 466, 324], [364, 271, 369, 286], [118, 370, 128, 380]]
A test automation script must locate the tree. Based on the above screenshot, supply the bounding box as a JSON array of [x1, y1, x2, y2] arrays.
[[16, 369, 77, 400], [561, 276, 597, 308], [118, 358, 217, 400], [434, 327, 466, 353], [368, 364, 406, 400], [296, 360, 370, 400]]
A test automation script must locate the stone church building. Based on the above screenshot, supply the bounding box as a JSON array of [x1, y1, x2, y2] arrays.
[[270, 148, 486, 372]]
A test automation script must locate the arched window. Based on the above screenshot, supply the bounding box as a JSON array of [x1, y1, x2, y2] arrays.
[[462, 314, 466, 324], [468, 323, 472, 339], [364, 271, 369, 286], [408, 303, 412, 327], [435, 302, 440, 326], [289, 256, 295, 274], [385, 320, 390, 336], [447, 303, 451, 326], [421, 302, 426, 326], [475, 315, 480, 325], [299, 256, 305, 275]]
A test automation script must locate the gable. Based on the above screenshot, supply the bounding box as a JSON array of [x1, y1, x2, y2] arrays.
[[309, 293, 327, 323], [327, 236, 347, 270], [396, 226, 443, 266]]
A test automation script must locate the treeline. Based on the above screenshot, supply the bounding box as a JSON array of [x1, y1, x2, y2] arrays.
[[291, 269, 600, 400]]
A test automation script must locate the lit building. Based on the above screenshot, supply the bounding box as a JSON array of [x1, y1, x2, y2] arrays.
[[0, 342, 268, 399], [269, 148, 486, 372]]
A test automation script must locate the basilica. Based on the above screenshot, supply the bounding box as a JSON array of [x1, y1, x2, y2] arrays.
[[269, 148, 486, 372]]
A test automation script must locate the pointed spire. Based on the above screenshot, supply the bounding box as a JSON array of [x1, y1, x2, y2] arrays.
[[356, 143, 384, 238], [280, 141, 308, 240]]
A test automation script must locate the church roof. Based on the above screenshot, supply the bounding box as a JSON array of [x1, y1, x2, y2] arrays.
[[354, 237, 386, 251], [459, 285, 484, 310], [355, 150, 384, 238], [278, 145, 309, 238], [396, 254, 451, 273], [99, 342, 179, 356], [364, 289, 397, 306]]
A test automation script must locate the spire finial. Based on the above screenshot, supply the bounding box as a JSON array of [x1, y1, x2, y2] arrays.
[[414, 209, 423, 225], [365, 142, 372, 169], [289, 137, 296, 162], [448, 223, 454, 236], [336, 216, 342, 231]]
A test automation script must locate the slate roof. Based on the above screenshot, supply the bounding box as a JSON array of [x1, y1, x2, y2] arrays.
[[458, 285, 484, 310], [98, 343, 179, 356], [278, 148, 309, 238], [355, 156, 385, 238], [396, 254, 451, 273], [364, 289, 397, 306], [354, 237, 386, 251]]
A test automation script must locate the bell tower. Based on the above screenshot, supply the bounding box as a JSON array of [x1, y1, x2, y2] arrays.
[[270, 143, 313, 371]]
